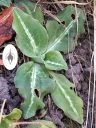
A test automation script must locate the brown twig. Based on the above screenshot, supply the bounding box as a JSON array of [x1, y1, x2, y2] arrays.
[[42, 1, 89, 5]]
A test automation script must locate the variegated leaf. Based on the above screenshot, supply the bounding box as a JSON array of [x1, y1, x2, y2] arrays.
[[46, 6, 86, 53], [44, 51, 68, 70], [12, 7, 48, 58], [50, 72, 83, 124], [46, 20, 76, 53], [57, 5, 86, 36], [46, 20, 75, 53], [14, 62, 55, 119], [14, 0, 44, 24]]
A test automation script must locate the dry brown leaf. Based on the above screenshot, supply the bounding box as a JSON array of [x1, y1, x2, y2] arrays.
[[0, 7, 13, 46]]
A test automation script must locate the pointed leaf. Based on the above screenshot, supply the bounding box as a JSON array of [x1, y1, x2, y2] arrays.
[[12, 7, 48, 58], [46, 6, 86, 53], [46, 20, 76, 53], [50, 72, 83, 124], [0, 0, 11, 7], [25, 120, 56, 128], [14, 0, 44, 24], [44, 51, 68, 70], [0, 108, 22, 128], [14, 62, 55, 119], [57, 5, 86, 36], [46, 19, 75, 53]]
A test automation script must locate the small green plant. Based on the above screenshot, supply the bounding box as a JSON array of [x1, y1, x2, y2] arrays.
[[0, 108, 56, 128], [0, 108, 22, 128], [12, 0, 86, 124]]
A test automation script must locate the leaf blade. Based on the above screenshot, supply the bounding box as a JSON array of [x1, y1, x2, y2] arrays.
[[14, 62, 55, 119], [14, 0, 44, 24], [50, 72, 83, 124], [12, 7, 48, 58], [46, 6, 86, 53], [46, 20, 75, 53], [44, 51, 68, 70]]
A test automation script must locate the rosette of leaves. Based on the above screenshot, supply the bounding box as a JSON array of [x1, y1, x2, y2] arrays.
[[0, 108, 22, 128], [12, 2, 85, 124]]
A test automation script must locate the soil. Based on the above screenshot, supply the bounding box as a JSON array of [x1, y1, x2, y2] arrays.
[[0, 1, 95, 128]]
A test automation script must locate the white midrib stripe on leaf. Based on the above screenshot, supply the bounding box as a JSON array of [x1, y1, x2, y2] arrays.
[[15, 11, 37, 52], [25, 65, 37, 116], [56, 81, 78, 115], [46, 20, 75, 53], [46, 60, 64, 67]]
